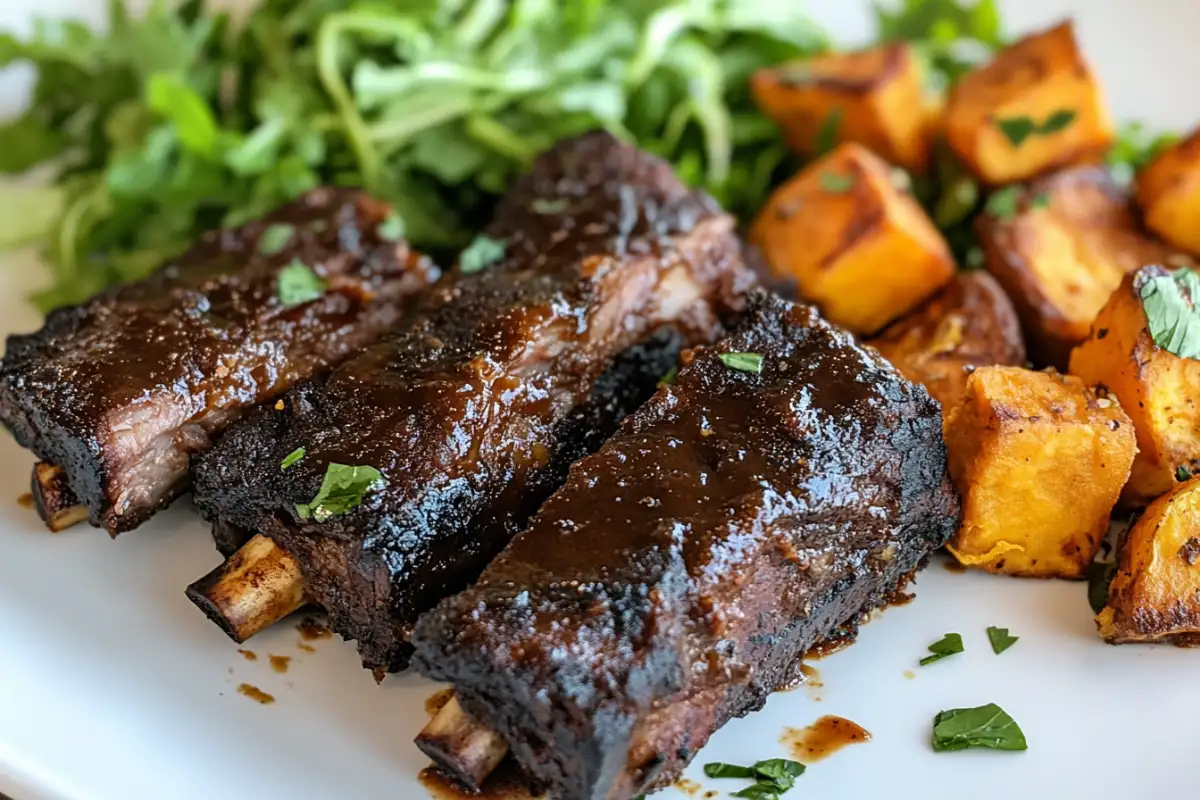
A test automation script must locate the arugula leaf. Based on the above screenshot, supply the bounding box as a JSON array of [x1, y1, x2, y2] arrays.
[[986, 626, 1018, 654], [819, 171, 855, 193], [920, 632, 964, 666], [258, 223, 296, 256], [277, 260, 328, 308], [281, 447, 306, 471], [296, 463, 386, 523], [1140, 268, 1200, 359], [719, 352, 764, 374], [459, 235, 507, 274], [931, 703, 1027, 752]]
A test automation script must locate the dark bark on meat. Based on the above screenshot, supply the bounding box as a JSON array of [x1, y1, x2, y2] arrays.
[[0, 189, 438, 534], [412, 292, 960, 800], [191, 132, 754, 671]]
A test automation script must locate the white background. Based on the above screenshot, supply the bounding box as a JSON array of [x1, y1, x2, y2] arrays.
[[1, 3, 1198, 800]]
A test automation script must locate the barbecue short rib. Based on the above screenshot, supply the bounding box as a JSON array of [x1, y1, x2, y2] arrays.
[[0, 189, 438, 535], [190, 132, 754, 671], [412, 292, 960, 800]]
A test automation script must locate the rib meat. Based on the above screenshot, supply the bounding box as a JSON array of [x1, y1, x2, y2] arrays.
[[0, 189, 438, 534], [191, 132, 753, 671], [412, 292, 960, 800]]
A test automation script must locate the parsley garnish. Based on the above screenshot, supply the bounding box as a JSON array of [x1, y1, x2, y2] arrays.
[[296, 464, 385, 523], [1178, 465, 1194, 482], [658, 366, 678, 387], [375, 212, 405, 242], [1088, 558, 1118, 614], [1140, 268, 1200, 359], [919, 632, 964, 666], [460, 235, 507, 274], [819, 171, 855, 193], [815, 107, 843, 155], [704, 758, 805, 797], [997, 109, 1077, 147], [720, 352, 764, 374], [531, 198, 568, 214], [1029, 192, 1051, 210], [258, 223, 295, 256], [277, 260, 328, 308], [281, 447, 306, 471], [986, 626, 1018, 654], [931, 703, 1027, 752], [985, 186, 1022, 220]]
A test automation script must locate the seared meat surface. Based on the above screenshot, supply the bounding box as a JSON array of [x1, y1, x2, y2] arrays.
[[412, 292, 959, 800], [0, 189, 438, 534], [191, 132, 753, 671]]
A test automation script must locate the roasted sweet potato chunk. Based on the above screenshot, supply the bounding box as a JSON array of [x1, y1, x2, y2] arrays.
[[1069, 266, 1200, 506], [871, 272, 1026, 412], [1136, 129, 1200, 255], [751, 43, 932, 171], [978, 167, 1188, 368], [1098, 477, 1200, 644], [750, 142, 955, 334], [944, 366, 1136, 578], [945, 22, 1114, 184]]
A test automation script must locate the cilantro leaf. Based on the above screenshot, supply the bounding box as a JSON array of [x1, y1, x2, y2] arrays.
[[459, 235, 507, 274], [920, 632, 964, 666], [719, 352, 764, 374], [277, 260, 328, 308], [1140, 268, 1200, 359], [931, 703, 1027, 752], [986, 626, 1018, 654], [296, 464, 386, 523], [281, 447, 306, 471]]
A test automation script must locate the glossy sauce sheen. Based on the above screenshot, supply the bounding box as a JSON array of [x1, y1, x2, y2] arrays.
[[419, 766, 542, 800], [413, 294, 959, 799], [0, 188, 438, 534], [781, 716, 872, 762], [194, 132, 752, 671]]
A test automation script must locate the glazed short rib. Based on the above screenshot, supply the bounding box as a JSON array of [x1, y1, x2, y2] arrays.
[[0, 189, 437, 535], [189, 132, 754, 671], [412, 292, 960, 800]]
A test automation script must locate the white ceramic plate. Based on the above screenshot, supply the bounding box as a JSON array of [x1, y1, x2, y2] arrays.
[[2, 2, 1199, 799]]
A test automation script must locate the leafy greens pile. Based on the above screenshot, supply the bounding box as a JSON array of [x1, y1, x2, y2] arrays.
[[0, 0, 1149, 312]]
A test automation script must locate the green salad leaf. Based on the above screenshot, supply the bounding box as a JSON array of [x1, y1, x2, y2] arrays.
[[931, 703, 1028, 752]]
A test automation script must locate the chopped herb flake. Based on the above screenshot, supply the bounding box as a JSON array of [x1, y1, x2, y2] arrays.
[[720, 352, 764, 374], [752, 759, 805, 791], [816, 107, 843, 155], [919, 632, 964, 666], [281, 447, 306, 471], [986, 626, 1019, 654], [277, 260, 328, 308], [819, 171, 855, 193], [375, 212, 405, 242], [531, 198, 569, 214], [658, 366, 678, 387], [460, 235, 507, 274], [931, 703, 1027, 752], [1088, 558, 1118, 614], [258, 223, 295, 256], [985, 186, 1022, 220], [1141, 268, 1200, 359], [998, 109, 1077, 147], [1029, 192, 1051, 210], [296, 464, 385, 523], [1178, 465, 1195, 482]]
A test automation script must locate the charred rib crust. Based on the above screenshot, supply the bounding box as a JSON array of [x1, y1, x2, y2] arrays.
[[0, 188, 438, 534], [412, 292, 959, 799], [192, 132, 754, 671]]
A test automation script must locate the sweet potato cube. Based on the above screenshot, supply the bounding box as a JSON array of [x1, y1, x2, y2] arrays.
[[750, 142, 955, 334], [751, 43, 932, 172], [1069, 267, 1200, 506], [978, 167, 1189, 369], [1136, 129, 1200, 255], [871, 272, 1026, 412], [944, 366, 1136, 578], [1098, 477, 1200, 644], [945, 22, 1114, 184]]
